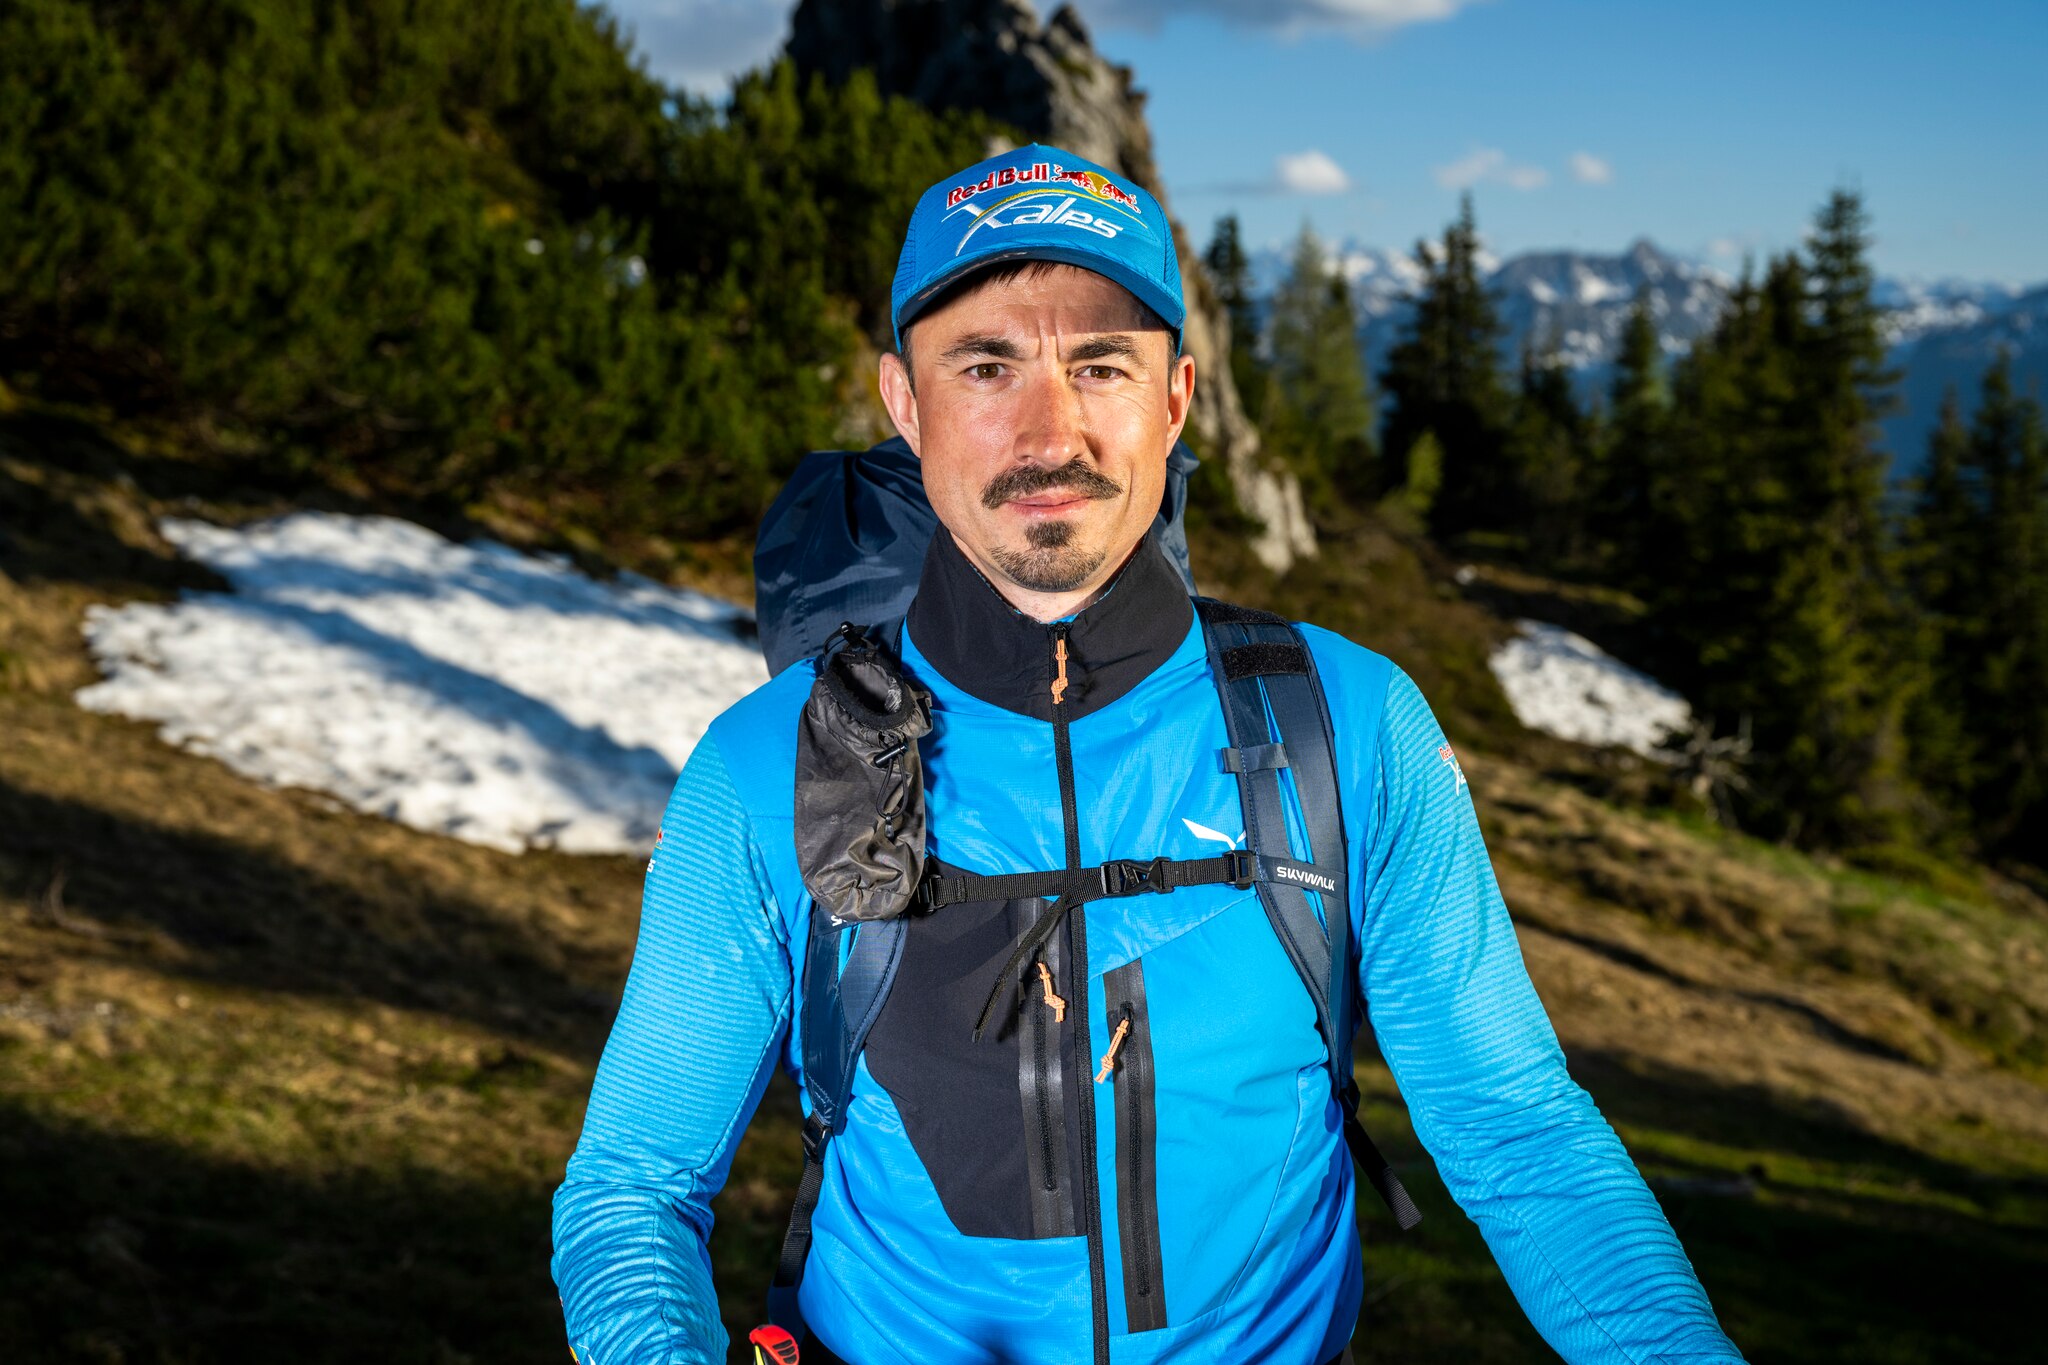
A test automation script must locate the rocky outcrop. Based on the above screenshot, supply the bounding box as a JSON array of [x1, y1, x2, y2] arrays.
[[788, 0, 1315, 571]]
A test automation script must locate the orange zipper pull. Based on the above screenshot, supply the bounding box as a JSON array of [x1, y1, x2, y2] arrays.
[[1051, 636, 1069, 706], [1094, 1016, 1131, 1082], [1035, 960, 1067, 1021]]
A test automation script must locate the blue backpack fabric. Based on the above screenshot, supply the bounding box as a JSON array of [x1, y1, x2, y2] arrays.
[[753, 436, 1201, 676]]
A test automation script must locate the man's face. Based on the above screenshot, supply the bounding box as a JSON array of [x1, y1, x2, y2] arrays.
[[878, 264, 1194, 612]]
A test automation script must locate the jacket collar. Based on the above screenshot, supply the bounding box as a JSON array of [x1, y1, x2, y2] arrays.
[[904, 529, 1194, 722]]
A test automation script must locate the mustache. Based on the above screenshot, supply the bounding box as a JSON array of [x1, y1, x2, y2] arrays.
[[980, 458, 1124, 510]]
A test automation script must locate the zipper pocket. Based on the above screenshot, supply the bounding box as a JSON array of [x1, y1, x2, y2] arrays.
[[1019, 923, 1076, 1238], [1101, 959, 1166, 1332]]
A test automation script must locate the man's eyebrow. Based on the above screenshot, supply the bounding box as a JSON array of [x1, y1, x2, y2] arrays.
[[938, 333, 1026, 363], [1066, 334, 1148, 369]]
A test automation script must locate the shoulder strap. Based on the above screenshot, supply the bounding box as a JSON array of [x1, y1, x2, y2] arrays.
[[767, 910, 907, 1333], [769, 620, 916, 1335], [1194, 599, 1421, 1230]]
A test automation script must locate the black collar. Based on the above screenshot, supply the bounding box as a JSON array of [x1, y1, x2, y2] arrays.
[[905, 530, 1194, 722]]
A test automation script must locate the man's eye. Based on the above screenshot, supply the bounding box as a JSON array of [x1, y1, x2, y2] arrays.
[[1080, 364, 1124, 381], [969, 362, 1004, 380]]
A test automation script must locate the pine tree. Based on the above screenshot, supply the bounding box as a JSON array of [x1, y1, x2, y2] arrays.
[[1379, 194, 1512, 535], [1645, 190, 1913, 846], [1506, 336, 1591, 566], [1899, 391, 1982, 832], [1203, 214, 1270, 427], [1904, 362, 2048, 859], [1265, 223, 1376, 504], [1599, 288, 1669, 580], [1961, 360, 2048, 851]]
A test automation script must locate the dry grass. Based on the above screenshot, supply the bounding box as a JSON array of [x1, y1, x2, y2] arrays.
[[5, 414, 2047, 1363]]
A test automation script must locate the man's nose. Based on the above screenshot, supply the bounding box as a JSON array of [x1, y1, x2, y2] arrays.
[[1011, 363, 1088, 464]]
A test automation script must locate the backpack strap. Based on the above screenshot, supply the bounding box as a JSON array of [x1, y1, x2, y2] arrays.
[[1194, 599, 1421, 1230], [767, 909, 907, 1333]]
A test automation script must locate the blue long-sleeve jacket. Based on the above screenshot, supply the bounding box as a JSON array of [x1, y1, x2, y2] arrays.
[[551, 535, 1742, 1365]]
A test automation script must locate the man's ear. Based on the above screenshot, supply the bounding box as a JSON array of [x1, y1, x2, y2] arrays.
[[878, 351, 922, 457], [1163, 349, 1196, 449]]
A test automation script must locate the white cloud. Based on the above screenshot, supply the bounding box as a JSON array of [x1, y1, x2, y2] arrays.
[[1434, 147, 1548, 192], [601, 0, 1486, 94], [600, 0, 790, 96], [1081, 0, 1487, 38], [1274, 149, 1352, 195], [1568, 151, 1614, 185]]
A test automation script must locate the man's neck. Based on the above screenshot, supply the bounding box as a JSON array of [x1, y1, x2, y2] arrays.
[[905, 529, 1193, 722]]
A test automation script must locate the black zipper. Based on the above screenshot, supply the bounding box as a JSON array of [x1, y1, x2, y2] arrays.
[[1102, 961, 1166, 1332], [1019, 930, 1074, 1238], [1050, 622, 1113, 1365], [1035, 990, 1058, 1186]]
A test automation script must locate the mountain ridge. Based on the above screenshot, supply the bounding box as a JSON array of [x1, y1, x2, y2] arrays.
[[1251, 236, 2046, 469]]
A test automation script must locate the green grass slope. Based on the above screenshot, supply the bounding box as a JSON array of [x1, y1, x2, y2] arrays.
[[3, 415, 2046, 1363]]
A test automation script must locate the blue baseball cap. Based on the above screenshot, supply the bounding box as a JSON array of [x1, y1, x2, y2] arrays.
[[890, 143, 1184, 353]]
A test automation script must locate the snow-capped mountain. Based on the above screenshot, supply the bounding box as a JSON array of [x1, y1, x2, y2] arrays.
[[1484, 241, 1727, 370], [1888, 284, 2048, 463], [1249, 237, 2044, 471], [1874, 276, 2030, 345]]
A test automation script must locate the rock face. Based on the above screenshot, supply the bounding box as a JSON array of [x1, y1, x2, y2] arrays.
[[788, 0, 1314, 571]]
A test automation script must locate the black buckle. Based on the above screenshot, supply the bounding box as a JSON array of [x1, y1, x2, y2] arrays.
[[1100, 857, 1170, 897], [801, 1112, 831, 1160], [1224, 849, 1256, 889]]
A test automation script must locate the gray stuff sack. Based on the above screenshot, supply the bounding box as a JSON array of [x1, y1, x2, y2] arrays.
[[794, 626, 934, 924]]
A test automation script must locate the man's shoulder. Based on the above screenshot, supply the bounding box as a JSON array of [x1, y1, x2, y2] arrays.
[[696, 657, 815, 824], [1291, 619, 1400, 718]]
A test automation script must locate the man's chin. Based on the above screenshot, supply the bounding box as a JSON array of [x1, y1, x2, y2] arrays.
[[987, 537, 1111, 595]]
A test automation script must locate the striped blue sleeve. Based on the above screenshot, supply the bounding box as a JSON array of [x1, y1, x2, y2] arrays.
[[1358, 667, 1743, 1365], [551, 734, 793, 1365]]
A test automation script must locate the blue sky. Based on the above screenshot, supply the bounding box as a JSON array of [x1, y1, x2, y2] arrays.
[[604, 0, 2048, 283]]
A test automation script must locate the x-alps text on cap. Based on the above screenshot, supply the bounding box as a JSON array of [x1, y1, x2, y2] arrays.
[[950, 190, 1137, 251]]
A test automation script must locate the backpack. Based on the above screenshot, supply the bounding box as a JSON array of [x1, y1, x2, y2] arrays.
[[750, 440, 1418, 1341], [754, 436, 1201, 676]]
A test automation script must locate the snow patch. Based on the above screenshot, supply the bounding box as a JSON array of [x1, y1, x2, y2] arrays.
[[77, 513, 767, 854], [1489, 620, 1691, 757]]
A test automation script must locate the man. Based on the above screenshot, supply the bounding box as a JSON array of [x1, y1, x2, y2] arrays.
[[552, 144, 1744, 1365]]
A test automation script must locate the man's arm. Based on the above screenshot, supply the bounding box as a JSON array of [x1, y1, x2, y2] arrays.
[[1356, 667, 1743, 1364], [552, 734, 793, 1365]]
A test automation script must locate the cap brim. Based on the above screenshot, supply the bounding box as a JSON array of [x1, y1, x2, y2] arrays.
[[894, 244, 1185, 352]]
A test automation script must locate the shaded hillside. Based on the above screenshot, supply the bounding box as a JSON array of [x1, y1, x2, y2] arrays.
[[6, 414, 2047, 1363]]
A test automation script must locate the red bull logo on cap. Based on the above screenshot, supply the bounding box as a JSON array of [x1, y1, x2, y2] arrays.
[[947, 161, 1142, 214]]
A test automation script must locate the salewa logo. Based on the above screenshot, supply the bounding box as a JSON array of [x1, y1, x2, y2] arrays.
[[1182, 817, 1245, 848], [1275, 864, 1338, 893], [1439, 743, 1467, 792]]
